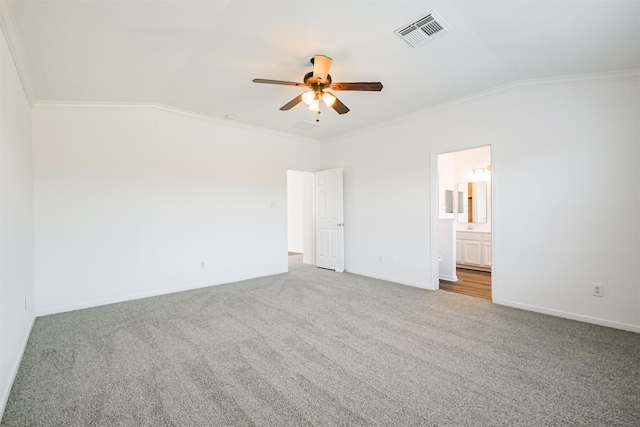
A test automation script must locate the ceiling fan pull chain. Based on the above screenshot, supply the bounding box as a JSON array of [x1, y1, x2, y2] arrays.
[[316, 111, 321, 123]]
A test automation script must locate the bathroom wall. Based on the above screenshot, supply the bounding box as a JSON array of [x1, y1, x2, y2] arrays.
[[453, 146, 492, 232], [438, 152, 455, 219]]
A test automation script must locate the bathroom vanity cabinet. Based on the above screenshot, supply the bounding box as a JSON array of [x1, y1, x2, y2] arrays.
[[456, 231, 491, 271]]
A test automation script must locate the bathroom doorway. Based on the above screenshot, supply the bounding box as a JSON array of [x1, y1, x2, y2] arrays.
[[433, 146, 492, 300]]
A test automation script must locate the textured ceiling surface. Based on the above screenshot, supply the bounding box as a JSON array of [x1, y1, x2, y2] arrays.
[[7, 0, 640, 141]]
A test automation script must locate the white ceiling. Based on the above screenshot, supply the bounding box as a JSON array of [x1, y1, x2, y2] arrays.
[[6, 0, 640, 141]]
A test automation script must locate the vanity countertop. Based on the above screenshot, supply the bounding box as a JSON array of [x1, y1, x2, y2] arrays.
[[457, 229, 491, 234]]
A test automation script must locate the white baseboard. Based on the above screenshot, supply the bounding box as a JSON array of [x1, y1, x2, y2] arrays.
[[1, 314, 35, 421], [494, 298, 640, 333], [36, 269, 287, 317], [439, 274, 458, 282], [346, 269, 435, 290]]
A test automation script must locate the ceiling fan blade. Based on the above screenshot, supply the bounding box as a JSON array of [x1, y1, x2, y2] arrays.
[[312, 55, 332, 83], [331, 96, 350, 115], [253, 78, 306, 87], [279, 94, 303, 111], [329, 82, 383, 91]]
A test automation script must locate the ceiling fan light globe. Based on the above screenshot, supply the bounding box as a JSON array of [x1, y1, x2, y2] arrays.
[[308, 99, 320, 112], [302, 90, 315, 105], [322, 92, 336, 108]]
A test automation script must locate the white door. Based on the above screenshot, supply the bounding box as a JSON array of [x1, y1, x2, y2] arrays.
[[315, 168, 344, 272]]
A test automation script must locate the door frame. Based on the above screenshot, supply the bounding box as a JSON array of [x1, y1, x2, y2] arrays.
[[429, 143, 495, 296]]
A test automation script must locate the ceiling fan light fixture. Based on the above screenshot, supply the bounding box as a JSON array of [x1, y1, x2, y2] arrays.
[[253, 55, 382, 116], [322, 92, 336, 108], [308, 98, 320, 112], [302, 90, 315, 105]]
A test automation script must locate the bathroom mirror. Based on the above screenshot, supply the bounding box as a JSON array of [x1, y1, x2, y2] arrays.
[[457, 182, 487, 223]]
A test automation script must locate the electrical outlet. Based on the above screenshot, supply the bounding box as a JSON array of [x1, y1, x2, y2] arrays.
[[200, 262, 205, 269], [392, 257, 397, 265], [378, 256, 383, 263], [592, 284, 604, 297]]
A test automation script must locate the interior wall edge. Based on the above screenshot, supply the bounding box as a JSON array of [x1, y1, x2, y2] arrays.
[[494, 298, 640, 333], [345, 269, 436, 291], [0, 0, 34, 105], [0, 315, 35, 420], [32, 102, 320, 146], [323, 70, 640, 146], [0, 11, 35, 421], [36, 269, 287, 318]]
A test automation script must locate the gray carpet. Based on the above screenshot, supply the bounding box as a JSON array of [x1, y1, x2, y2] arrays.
[[3, 255, 639, 426]]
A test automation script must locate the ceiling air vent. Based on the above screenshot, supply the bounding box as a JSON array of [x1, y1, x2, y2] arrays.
[[395, 11, 451, 48]]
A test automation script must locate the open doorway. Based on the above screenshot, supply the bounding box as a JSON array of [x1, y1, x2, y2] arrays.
[[435, 146, 492, 300], [287, 170, 315, 268]]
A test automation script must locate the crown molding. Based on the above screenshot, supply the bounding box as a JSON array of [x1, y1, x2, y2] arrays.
[[324, 69, 640, 145], [33, 101, 322, 146], [0, 0, 35, 106], [30, 67, 640, 147]]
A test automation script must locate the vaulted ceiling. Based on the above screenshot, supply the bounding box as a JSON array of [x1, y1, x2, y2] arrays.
[[5, 0, 640, 141]]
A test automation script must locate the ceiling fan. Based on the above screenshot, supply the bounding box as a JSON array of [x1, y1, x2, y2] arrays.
[[253, 55, 383, 120]]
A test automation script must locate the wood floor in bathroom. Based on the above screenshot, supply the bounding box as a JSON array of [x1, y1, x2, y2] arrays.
[[440, 268, 492, 301]]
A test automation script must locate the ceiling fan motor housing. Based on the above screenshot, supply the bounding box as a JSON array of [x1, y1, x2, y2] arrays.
[[304, 71, 332, 88]]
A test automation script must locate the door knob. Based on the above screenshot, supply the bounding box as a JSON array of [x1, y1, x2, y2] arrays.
[[337, 223, 344, 227]]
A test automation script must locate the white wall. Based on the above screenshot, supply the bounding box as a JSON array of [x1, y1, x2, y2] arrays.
[[0, 25, 34, 417], [321, 74, 640, 331], [287, 170, 304, 253], [33, 106, 319, 315], [320, 130, 432, 289]]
